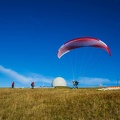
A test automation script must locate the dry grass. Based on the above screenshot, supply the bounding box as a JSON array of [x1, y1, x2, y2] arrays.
[[0, 88, 120, 120]]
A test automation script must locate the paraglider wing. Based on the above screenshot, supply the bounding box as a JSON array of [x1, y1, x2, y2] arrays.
[[57, 37, 111, 58]]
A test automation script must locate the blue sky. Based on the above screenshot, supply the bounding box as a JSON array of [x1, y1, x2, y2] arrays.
[[0, 0, 120, 88]]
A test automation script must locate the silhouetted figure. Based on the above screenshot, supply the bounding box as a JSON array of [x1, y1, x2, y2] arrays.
[[12, 82, 15, 88], [31, 82, 34, 89], [72, 80, 79, 89]]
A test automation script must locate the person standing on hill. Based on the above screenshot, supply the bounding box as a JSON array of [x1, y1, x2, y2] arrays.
[[12, 81, 15, 88], [72, 80, 79, 89], [31, 82, 34, 89]]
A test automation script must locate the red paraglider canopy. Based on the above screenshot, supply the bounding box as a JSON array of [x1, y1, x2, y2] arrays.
[[57, 37, 111, 58]]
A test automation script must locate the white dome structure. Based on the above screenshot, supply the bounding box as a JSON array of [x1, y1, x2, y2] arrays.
[[52, 77, 67, 87]]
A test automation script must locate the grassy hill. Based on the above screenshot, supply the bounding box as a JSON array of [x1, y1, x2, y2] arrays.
[[0, 88, 120, 120]]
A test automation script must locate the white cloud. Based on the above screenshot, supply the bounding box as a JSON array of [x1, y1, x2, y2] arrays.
[[0, 65, 53, 85], [78, 77, 111, 86], [66, 77, 112, 87], [27, 73, 53, 84], [0, 65, 114, 87]]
